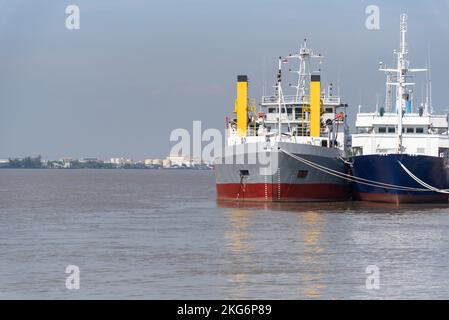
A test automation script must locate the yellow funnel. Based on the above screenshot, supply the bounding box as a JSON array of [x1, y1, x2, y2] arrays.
[[310, 74, 321, 137], [235, 75, 248, 137]]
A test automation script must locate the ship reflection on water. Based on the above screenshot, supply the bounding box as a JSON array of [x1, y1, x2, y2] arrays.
[[223, 208, 255, 299], [221, 202, 330, 299], [218, 200, 449, 299], [299, 211, 326, 298], [217, 200, 449, 214]]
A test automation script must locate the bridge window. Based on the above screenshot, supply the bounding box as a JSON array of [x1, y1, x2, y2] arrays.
[[388, 127, 396, 133], [416, 127, 424, 134], [406, 127, 414, 133], [378, 127, 387, 133], [357, 127, 370, 134]]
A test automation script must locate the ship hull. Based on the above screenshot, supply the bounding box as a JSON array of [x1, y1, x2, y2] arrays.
[[215, 142, 350, 202], [350, 154, 449, 204]]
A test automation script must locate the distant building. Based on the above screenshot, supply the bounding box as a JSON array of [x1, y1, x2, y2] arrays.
[[79, 157, 100, 163], [144, 159, 163, 168], [162, 159, 172, 168], [40, 158, 49, 168], [152, 159, 162, 166], [0, 159, 9, 168], [185, 156, 203, 166], [110, 157, 133, 167], [166, 155, 192, 167], [60, 157, 73, 169]]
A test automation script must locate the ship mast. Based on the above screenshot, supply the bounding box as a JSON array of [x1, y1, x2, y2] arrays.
[[379, 14, 426, 153], [427, 48, 433, 114], [288, 39, 323, 102], [396, 13, 408, 152], [277, 57, 283, 139]]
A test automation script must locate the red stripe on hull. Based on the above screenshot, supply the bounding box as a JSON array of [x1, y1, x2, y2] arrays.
[[355, 192, 449, 204], [216, 183, 350, 202]]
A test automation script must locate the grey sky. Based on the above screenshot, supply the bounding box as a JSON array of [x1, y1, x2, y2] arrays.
[[1, 0, 449, 160]]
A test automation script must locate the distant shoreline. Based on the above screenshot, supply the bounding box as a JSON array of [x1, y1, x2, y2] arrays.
[[0, 167, 212, 170], [0, 156, 212, 170]]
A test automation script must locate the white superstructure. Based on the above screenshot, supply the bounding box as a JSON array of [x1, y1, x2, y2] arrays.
[[352, 14, 449, 158]]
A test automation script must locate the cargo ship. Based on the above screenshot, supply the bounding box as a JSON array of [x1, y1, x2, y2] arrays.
[[350, 14, 449, 203], [215, 41, 351, 202]]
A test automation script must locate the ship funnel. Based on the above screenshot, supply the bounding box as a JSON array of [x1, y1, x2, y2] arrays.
[[310, 74, 321, 137], [235, 75, 248, 137]]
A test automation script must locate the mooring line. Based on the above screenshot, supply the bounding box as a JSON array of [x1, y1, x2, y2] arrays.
[[398, 161, 449, 194], [279, 148, 429, 192]]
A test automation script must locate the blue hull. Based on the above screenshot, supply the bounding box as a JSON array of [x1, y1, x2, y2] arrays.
[[350, 154, 449, 203]]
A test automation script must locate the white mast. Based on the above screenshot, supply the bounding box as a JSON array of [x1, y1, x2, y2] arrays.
[[276, 57, 293, 140], [428, 48, 433, 114], [395, 13, 408, 152], [277, 57, 282, 139], [379, 14, 426, 153], [288, 39, 323, 102]]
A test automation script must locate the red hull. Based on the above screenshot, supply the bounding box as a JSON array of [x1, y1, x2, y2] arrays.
[[216, 183, 350, 202], [355, 192, 449, 204]]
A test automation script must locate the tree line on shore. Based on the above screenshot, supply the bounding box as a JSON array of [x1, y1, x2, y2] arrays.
[[3, 156, 143, 169]]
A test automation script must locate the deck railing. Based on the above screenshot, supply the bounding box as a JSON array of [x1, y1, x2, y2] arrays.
[[261, 95, 341, 105]]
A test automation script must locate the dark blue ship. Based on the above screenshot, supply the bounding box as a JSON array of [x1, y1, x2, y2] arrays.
[[350, 154, 449, 203], [350, 14, 449, 203]]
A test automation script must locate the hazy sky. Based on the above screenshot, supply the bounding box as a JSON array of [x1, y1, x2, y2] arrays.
[[1, 0, 449, 160]]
